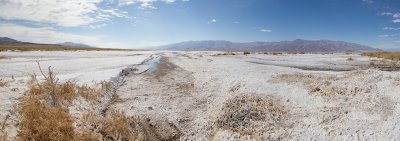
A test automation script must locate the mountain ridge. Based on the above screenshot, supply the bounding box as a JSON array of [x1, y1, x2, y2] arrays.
[[157, 39, 382, 52], [0, 37, 94, 48]]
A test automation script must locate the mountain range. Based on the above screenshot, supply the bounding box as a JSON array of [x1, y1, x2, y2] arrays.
[[157, 39, 382, 52], [0, 37, 93, 48], [0, 37, 384, 52]]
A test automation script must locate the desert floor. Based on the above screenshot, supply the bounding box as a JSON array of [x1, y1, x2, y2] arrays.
[[1, 51, 400, 140]]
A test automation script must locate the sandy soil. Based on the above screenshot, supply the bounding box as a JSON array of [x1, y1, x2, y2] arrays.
[[1, 51, 400, 140]]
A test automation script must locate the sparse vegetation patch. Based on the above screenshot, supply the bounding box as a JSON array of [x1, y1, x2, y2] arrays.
[[0, 79, 11, 87], [273, 70, 395, 119], [216, 95, 288, 138], [0, 55, 8, 59], [362, 52, 400, 61]]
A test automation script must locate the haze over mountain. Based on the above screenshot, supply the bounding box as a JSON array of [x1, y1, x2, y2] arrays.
[[157, 39, 381, 53]]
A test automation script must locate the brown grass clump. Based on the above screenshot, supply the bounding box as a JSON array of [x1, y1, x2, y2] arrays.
[[27, 67, 101, 106], [17, 64, 102, 141], [0, 55, 8, 59], [216, 95, 287, 135], [347, 57, 354, 61], [214, 52, 236, 56], [0, 79, 10, 87], [274, 70, 386, 97], [243, 51, 251, 55], [78, 111, 138, 141], [362, 52, 400, 61], [18, 96, 75, 141]]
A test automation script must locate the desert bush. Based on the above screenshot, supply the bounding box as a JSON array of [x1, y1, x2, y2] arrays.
[[0, 79, 10, 87], [18, 96, 75, 141], [0, 55, 8, 59], [243, 51, 251, 55], [362, 52, 400, 61], [86, 111, 137, 140], [99, 80, 112, 91], [0, 115, 9, 141], [18, 64, 103, 141], [216, 95, 287, 135], [272, 52, 282, 55], [347, 57, 354, 61]]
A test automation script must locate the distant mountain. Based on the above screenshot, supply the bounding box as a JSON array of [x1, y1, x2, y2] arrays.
[[57, 42, 93, 48], [0, 37, 20, 43], [157, 39, 382, 53], [0, 37, 94, 48]]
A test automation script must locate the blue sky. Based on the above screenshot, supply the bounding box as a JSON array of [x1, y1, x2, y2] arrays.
[[0, 0, 399, 49]]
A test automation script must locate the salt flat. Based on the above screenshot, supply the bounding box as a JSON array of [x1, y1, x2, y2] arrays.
[[1, 51, 400, 140]]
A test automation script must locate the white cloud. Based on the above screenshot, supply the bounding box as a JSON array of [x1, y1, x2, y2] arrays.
[[89, 23, 107, 29], [260, 29, 272, 32], [394, 13, 400, 18], [362, 0, 373, 4], [393, 19, 400, 23], [0, 0, 129, 27], [379, 34, 390, 38], [380, 12, 393, 16], [382, 27, 400, 30], [207, 19, 217, 24], [118, 0, 180, 9], [0, 23, 124, 48], [161, 0, 176, 3]]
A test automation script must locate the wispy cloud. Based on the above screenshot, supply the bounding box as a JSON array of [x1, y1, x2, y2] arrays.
[[89, 23, 107, 29], [379, 34, 390, 38], [362, 0, 373, 4], [380, 12, 393, 16], [0, 23, 123, 48], [260, 29, 272, 32], [383, 27, 400, 30], [394, 13, 400, 18], [0, 0, 130, 27], [207, 19, 217, 24], [118, 0, 181, 9]]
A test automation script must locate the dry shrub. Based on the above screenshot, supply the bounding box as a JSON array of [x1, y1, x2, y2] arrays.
[[273, 71, 395, 119], [78, 111, 138, 141], [0, 79, 10, 87], [18, 64, 102, 141], [362, 52, 400, 61], [99, 80, 112, 91], [0, 115, 9, 141], [274, 71, 383, 97], [18, 96, 75, 141], [28, 75, 101, 106], [77, 85, 102, 101], [243, 51, 251, 55], [214, 52, 236, 56], [216, 95, 287, 135], [272, 52, 282, 55], [347, 57, 354, 61], [0, 55, 8, 59]]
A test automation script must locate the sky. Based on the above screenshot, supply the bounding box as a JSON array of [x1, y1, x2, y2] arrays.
[[0, 0, 400, 49]]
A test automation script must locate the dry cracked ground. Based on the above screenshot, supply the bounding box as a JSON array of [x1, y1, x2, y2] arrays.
[[1, 51, 400, 140]]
